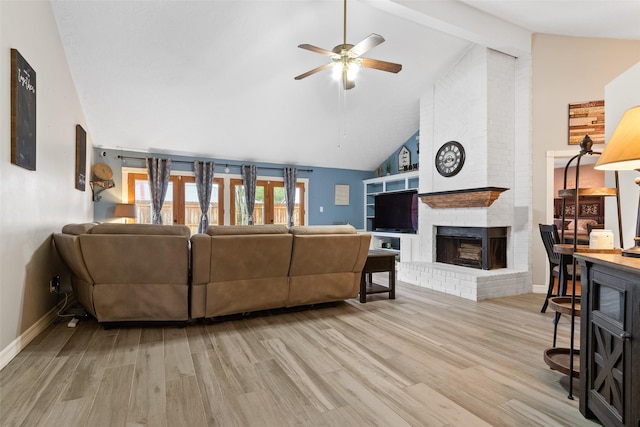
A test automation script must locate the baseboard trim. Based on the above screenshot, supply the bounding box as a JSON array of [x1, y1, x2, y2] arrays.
[[532, 284, 546, 294], [0, 306, 58, 371]]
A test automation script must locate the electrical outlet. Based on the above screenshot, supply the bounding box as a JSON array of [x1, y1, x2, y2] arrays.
[[50, 274, 60, 293]]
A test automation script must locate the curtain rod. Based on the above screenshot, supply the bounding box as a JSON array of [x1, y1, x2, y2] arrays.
[[116, 155, 313, 173]]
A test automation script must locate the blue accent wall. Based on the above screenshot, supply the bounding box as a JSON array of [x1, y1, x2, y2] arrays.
[[92, 148, 374, 228], [376, 131, 420, 176]]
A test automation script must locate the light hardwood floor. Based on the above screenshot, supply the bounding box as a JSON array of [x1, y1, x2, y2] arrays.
[[0, 281, 599, 427]]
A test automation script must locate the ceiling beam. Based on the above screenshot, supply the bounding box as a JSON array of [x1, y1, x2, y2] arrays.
[[361, 0, 531, 57]]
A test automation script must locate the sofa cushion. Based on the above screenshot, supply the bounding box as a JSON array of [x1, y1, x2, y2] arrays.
[[206, 224, 289, 235], [209, 234, 293, 281], [90, 223, 190, 237], [79, 234, 189, 284], [199, 231, 293, 318], [289, 225, 356, 235], [289, 233, 369, 275]]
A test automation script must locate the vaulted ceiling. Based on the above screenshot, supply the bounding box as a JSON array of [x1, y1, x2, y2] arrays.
[[51, 0, 640, 171]]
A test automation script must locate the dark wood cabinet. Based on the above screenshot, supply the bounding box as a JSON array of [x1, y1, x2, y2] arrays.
[[574, 253, 640, 427]]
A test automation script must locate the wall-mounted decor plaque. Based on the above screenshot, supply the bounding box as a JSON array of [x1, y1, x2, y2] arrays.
[[76, 125, 87, 191], [11, 49, 37, 171], [335, 184, 350, 205], [568, 100, 604, 145]]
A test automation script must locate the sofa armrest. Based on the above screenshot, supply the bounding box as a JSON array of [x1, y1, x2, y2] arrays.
[[53, 233, 94, 283], [353, 233, 372, 273]]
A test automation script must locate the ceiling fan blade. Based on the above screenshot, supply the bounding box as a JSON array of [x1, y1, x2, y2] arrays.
[[294, 62, 333, 80], [298, 44, 336, 57], [360, 57, 403, 73], [350, 33, 385, 57]]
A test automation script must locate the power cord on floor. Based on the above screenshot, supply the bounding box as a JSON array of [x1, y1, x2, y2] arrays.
[[56, 291, 75, 318], [55, 286, 89, 327]]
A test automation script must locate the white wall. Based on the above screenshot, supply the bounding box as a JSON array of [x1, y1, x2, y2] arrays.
[[604, 62, 640, 248], [0, 1, 92, 366], [531, 34, 640, 289]]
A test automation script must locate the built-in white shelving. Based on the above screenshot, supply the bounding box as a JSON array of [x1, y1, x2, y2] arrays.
[[363, 171, 419, 258], [363, 171, 419, 233]]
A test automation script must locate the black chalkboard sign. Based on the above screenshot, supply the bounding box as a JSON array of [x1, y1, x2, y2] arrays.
[[11, 49, 36, 171], [75, 125, 87, 191]]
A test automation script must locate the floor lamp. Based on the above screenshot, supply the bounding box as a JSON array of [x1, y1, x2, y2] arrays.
[[595, 105, 640, 257]]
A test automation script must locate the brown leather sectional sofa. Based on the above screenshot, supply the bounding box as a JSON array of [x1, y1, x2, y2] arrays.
[[53, 223, 371, 324]]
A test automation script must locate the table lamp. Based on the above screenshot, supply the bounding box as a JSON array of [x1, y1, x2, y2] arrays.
[[595, 105, 640, 257], [114, 203, 137, 224]]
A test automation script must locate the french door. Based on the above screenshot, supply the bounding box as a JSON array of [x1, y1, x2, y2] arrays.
[[127, 173, 224, 234], [230, 179, 305, 226]]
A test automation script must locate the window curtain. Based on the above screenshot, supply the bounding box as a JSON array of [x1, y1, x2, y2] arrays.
[[283, 167, 298, 227], [146, 157, 171, 224], [241, 164, 257, 225], [194, 160, 215, 233]]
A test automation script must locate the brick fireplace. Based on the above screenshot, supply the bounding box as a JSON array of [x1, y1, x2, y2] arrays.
[[394, 44, 531, 301]]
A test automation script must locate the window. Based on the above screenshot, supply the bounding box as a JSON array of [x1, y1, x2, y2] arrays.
[[230, 179, 305, 226], [128, 173, 224, 234]]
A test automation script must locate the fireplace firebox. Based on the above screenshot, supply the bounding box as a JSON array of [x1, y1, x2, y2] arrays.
[[436, 226, 507, 270]]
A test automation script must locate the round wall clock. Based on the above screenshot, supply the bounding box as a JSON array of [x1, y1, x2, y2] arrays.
[[435, 141, 465, 177]]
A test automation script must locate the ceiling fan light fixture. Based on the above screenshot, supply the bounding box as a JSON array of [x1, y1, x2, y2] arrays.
[[332, 61, 343, 80], [331, 59, 360, 81], [346, 62, 360, 80]]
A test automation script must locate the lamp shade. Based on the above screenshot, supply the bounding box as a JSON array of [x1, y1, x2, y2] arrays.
[[595, 105, 640, 171], [114, 203, 137, 219]]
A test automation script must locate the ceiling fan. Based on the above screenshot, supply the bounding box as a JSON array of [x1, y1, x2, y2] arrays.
[[294, 0, 402, 90]]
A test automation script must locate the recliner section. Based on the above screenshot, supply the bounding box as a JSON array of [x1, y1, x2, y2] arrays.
[[53, 223, 191, 323]]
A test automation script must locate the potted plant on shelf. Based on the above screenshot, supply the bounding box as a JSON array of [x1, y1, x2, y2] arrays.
[[385, 161, 391, 175]]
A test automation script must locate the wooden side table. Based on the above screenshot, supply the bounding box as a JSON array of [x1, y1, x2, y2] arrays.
[[359, 250, 396, 303]]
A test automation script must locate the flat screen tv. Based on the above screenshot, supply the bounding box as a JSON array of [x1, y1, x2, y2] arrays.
[[374, 190, 418, 233]]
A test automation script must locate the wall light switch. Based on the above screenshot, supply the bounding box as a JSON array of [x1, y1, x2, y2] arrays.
[[319, 206, 324, 213]]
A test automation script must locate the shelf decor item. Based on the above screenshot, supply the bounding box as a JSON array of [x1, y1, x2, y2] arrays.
[[397, 145, 411, 171], [90, 162, 115, 201], [10, 49, 37, 171], [595, 105, 640, 258]]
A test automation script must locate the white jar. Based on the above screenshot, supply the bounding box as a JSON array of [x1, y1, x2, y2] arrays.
[[590, 229, 614, 249]]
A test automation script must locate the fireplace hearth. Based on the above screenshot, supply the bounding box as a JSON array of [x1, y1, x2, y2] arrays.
[[436, 226, 507, 270]]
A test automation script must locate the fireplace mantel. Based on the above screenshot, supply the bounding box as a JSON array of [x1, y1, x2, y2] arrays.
[[418, 187, 508, 209]]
